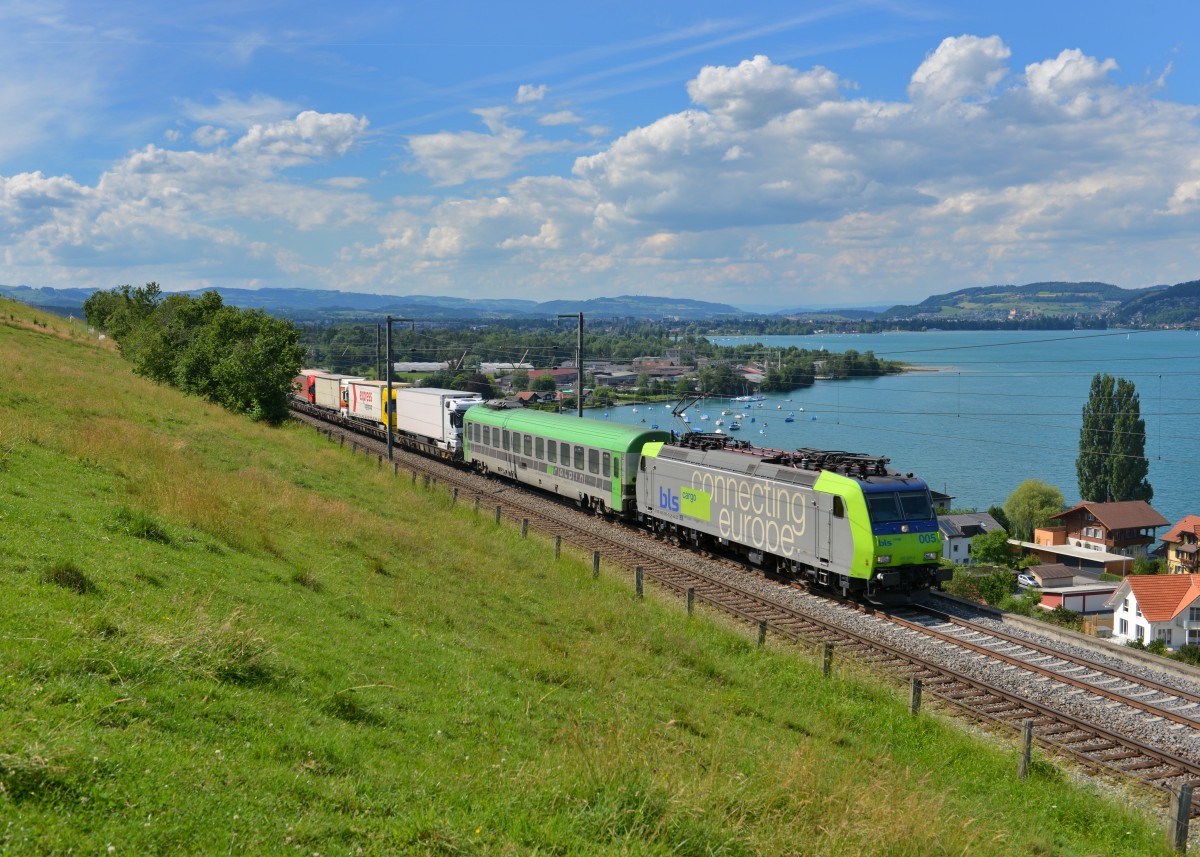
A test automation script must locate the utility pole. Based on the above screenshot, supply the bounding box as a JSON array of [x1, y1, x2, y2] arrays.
[[376, 324, 382, 380], [386, 316, 394, 460], [558, 312, 583, 417]]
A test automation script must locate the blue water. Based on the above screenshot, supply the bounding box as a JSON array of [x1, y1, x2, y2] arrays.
[[598, 329, 1200, 530]]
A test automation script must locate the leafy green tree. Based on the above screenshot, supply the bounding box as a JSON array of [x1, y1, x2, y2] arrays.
[[970, 529, 1014, 567], [531, 373, 557, 392], [1002, 479, 1065, 542], [1077, 373, 1152, 502], [987, 505, 1011, 533], [1132, 555, 1164, 575], [510, 368, 530, 392], [978, 571, 1017, 606]]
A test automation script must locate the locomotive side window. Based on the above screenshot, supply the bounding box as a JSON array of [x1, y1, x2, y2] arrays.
[[832, 496, 845, 518], [602, 452, 610, 477], [588, 449, 599, 474], [898, 491, 934, 520], [523, 435, 532, 457], [574, 446, 584, 470], [535, 437, 544, 460]]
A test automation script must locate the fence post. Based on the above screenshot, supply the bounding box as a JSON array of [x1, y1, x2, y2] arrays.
[[474, 496, 480, 514], [411, 471, 417, 485], [377, 455, 382, 470], [822, 643, 833, 677], [758, 621, 767, 646], [555, 535, 561, 559], [393, 462, 399, 476], [592, 551, 600, 579], [635, 566, 643, 598], [687, 587, 694, 616], [909, 678, 922, 716], [452, 488, 458, 506], [521, 519, 529, 539], [340, 434, 345, 447], [352, 441, 357, 454], [1018, 720, 1033, 780], [495, 505, 502, 524], [1171, 782, 1193, 854]]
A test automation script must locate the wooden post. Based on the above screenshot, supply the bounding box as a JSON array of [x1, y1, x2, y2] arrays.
[[377, 455, 382, 469], [592, 551, 600, 579], [909, 678, 922, 716], [474, 496, 480, 513], [411, 471, 417, 484], [393, 462, 399, 476], [822, 643, 833, 677], [635, 566, 643, 598], [1171, 782, 1193, 854], [351, 441, 357, 454], [340, 434, 345, 447], [758, 621, 767, 646], [555, 535, 561, 559], [1018, 720, 1033, 780], [495, 505, 502, 524], [452, 488, 458, 506], [521, 519, 529, 538], [423, 474, 430, 488], [687, 587, 694, 615]]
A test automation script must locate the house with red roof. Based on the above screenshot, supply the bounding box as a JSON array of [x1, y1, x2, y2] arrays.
[[1104, 574, 1200, 649], [1162, 516, 1200, 575]]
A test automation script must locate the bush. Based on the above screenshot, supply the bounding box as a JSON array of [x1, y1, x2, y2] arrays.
[[978, 570, 1017, 606], [1038, 605, 1082, 631], [940, 568, 980, 601]]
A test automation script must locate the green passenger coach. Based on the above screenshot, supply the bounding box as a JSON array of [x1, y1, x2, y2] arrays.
[[463, 405, 672, 515]]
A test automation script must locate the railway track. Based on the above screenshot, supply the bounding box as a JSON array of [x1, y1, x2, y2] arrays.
[[291, 407, 1200, 814]]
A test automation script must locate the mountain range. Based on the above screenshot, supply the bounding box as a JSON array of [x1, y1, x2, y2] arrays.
[[2, 280, 1198, 325]]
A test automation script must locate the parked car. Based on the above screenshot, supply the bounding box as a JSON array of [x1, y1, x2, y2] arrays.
[[1017, 573, 1039, 589]]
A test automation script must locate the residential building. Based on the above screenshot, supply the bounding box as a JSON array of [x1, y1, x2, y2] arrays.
[[1104, 574, 1200, 649], [1162, 515, 1200, 575], [1026, 564, 1119, 614], [1043, 500, 1169, 557], [937, 512, 1003, 565]]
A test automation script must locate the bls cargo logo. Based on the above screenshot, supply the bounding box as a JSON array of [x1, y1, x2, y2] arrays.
[[658, 486, 712, 521]]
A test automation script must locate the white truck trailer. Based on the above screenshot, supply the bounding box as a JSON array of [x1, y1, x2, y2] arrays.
[[392, 387, 482, 457]]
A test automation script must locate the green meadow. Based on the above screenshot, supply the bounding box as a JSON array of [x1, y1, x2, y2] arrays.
[[0, 300, 1173, 855]]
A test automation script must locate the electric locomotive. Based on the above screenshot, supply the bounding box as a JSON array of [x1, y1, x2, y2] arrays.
[[635, 432, 949, 603]]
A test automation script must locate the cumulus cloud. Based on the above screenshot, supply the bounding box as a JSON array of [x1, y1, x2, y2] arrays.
[[908, 35, 1010, 104], [540, 110, 583, 126], [407, 110, 572, 185], [687, 55, 841, 127]]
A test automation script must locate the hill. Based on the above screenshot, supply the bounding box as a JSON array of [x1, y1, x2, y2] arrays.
[[879, 281, 1147, 321], [1114, 279, 1200, 326], [0, 299, 1173, 853]]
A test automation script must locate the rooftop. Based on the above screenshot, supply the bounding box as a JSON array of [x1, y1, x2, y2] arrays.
[[1050, 500, 1170, 531]]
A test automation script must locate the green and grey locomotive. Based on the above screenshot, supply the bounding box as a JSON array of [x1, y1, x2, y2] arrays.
[[635, 433, 949, 603]]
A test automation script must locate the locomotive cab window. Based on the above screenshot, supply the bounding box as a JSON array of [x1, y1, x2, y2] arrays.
[[588, 449, 599, 474], [866, 494, 902, 523], [898, 491, 934, 520], [832, 496, 845, 518]]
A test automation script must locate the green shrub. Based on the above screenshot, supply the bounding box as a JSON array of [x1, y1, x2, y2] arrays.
[[39, 560, 97, 595]]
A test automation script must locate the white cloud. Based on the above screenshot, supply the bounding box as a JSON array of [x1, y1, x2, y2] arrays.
[[407, 110, 572, 185], [540, 110, 583, 126], [181, 94, 302, 130], [908, 35, 1010, 104], [516, 84, 547, 103], [192, 125, 230, 147], [687, 55, 841, 127]]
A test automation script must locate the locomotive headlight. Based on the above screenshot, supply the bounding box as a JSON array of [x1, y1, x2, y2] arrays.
[[924, 551, 938, 561], [876, 555, 891, 564], [900, 525, 910, 533]]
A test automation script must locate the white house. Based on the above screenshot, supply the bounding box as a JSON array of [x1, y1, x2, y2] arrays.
[[1104, 574, 1200, 649], [937, 512, 1004, 565]]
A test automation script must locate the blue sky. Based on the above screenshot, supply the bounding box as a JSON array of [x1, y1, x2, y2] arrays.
[[3, 1, 1200, 309]]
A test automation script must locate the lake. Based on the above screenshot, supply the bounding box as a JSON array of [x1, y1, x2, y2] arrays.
[[596, 329, 1200, 530]]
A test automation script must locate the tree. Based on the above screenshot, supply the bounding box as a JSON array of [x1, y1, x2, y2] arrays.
[[978, 571, 1016, 606], [970, 529, 1014, 567], [510, 368, 530, 392], [1077, 373, 1152, 502], [987, 505, 1011, 533], [1003, 479, 1065, 542], [531, 373, 557, 392]]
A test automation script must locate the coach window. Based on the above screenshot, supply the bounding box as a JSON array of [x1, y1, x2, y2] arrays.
[[482, 425, 490, 446], [574, 446, 585, 471], [523, 435, 532, 457], [502, 430, 510, 451], [602, 452, 611, 478], [547, 440, 557, 464], [561, 443, 570, 465], [535, 437, 544, 460], [588, 449, 599, 474], [613, 455, 620, 478]]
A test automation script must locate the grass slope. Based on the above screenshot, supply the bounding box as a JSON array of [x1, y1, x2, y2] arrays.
[[0, 301, 1173, 855]]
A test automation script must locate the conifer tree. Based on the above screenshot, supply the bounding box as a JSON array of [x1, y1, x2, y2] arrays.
[[1076, 373, 1153, 502]]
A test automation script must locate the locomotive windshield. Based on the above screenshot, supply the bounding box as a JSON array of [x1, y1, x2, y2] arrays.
[[866, 490, 934, 523]]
